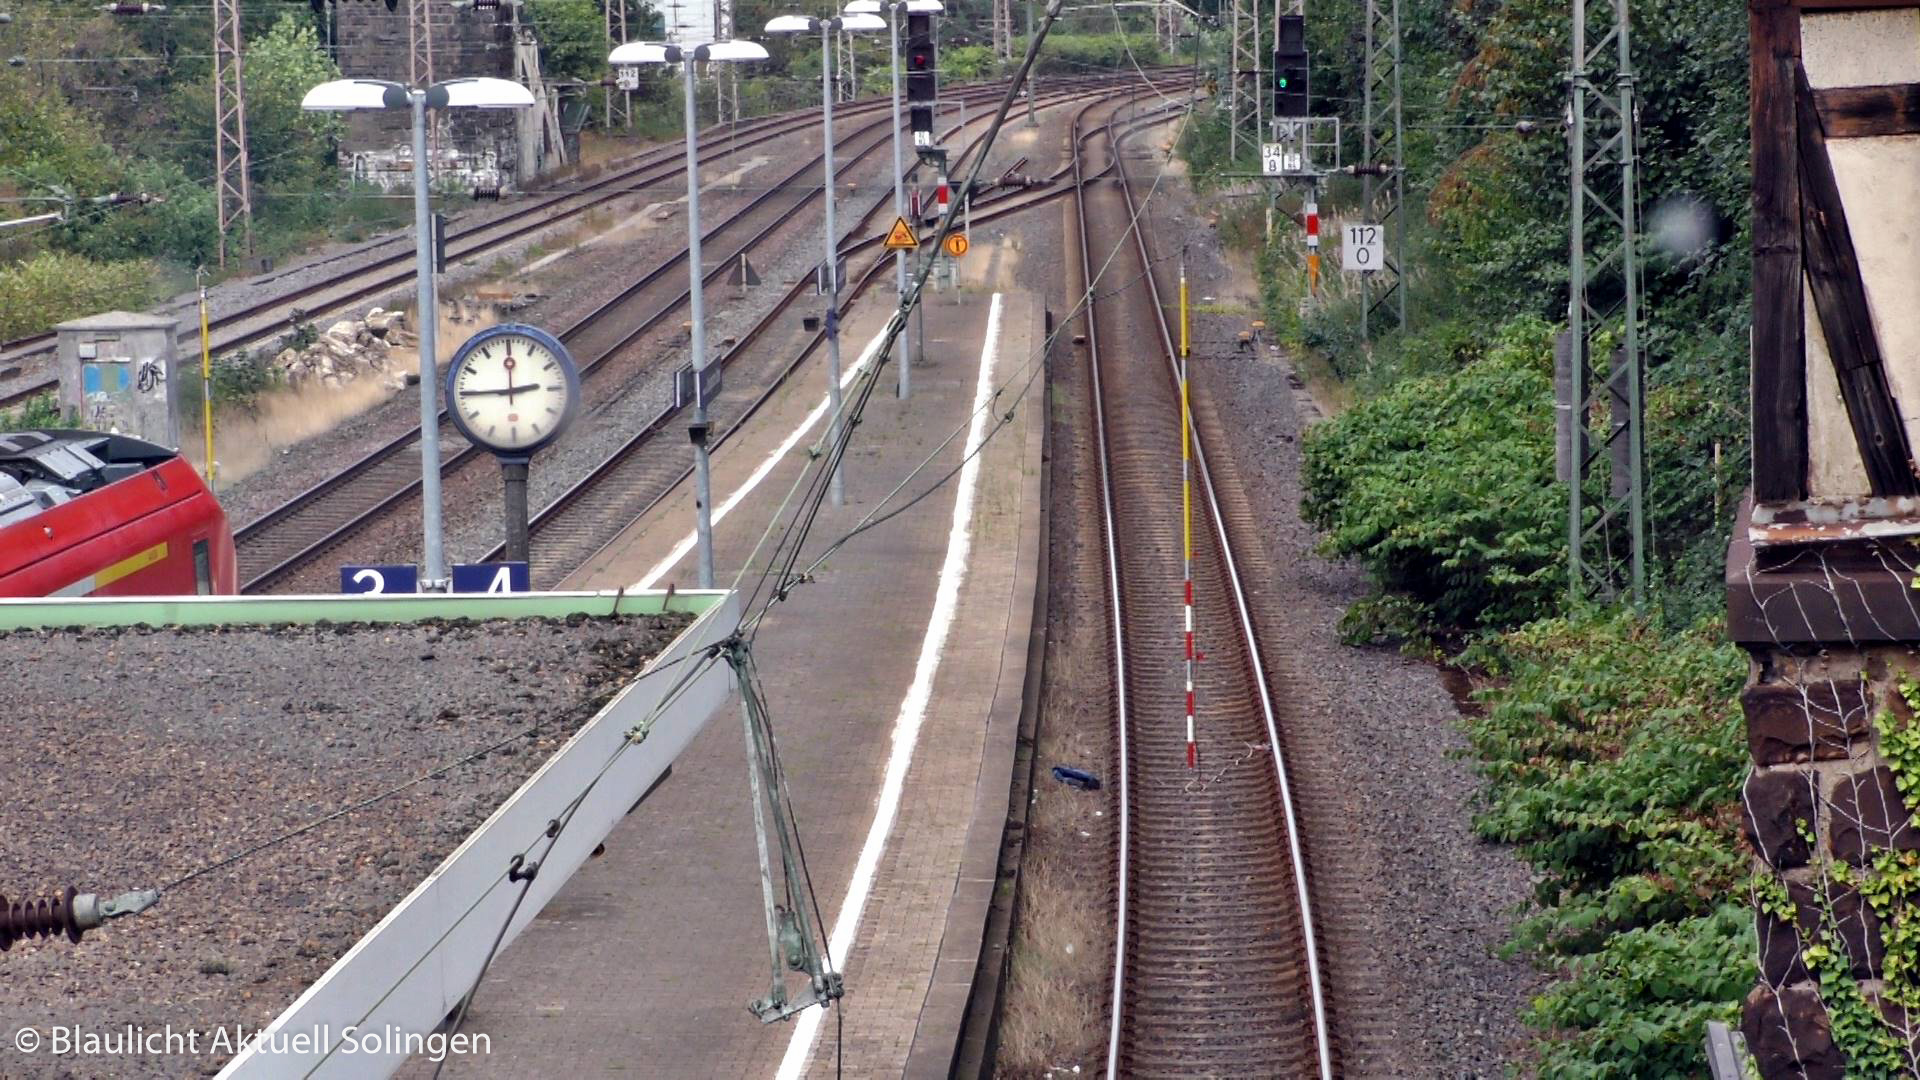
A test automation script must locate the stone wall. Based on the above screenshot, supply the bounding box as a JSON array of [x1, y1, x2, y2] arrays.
[[1741, 644, 1920, 1077], [332, 0, 519, 191]]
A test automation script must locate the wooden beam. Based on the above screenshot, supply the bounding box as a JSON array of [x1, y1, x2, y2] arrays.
[[1797, 66, 1920, 495], [1753, 0, 1809, 502], [1814, 83, 1920, 137]]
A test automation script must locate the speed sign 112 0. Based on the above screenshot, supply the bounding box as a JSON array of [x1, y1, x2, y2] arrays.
[[1343, 222, 1385, 272]]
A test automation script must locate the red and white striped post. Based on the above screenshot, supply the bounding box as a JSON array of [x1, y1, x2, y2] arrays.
[[1304, 186, 1321, 296]]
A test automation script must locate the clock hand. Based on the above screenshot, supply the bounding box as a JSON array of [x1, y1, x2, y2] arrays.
[[462, 383, 542, 397]]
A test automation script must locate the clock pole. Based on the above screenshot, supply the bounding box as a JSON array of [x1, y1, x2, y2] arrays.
[[501, 456, 531, 564]]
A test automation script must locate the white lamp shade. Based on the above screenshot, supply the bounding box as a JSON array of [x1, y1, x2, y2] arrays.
[[435, 77, 535, 109], [903, 0, 943, 11], [842, 0, 880, 13], [610, 41, 675, 64], [764, 14, 815, 33], [702, 40, 770, 61], [841, 12, 886, 30], [300, 78, 403, 112]]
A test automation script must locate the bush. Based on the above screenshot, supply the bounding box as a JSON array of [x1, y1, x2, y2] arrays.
[[0, 252, 155, 342], [1464, 612, 1753, 1076], [1301, 315, 1564, 629]]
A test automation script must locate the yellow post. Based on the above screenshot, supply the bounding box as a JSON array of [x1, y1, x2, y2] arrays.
[[1180, 256, 1191, 565], [199, 275, 215, 489]]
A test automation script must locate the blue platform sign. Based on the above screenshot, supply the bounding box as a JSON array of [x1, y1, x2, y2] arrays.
[[451, 561, 530, 594], [341, 564, 420, 594]]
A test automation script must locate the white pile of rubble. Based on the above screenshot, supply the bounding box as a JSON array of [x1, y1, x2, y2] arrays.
[[272, 308, 417, 390]]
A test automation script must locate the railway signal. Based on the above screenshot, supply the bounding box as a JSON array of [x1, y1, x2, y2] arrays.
[[844, 0, 943, 400], [1273, 13, 1308, 118], [906, 11, 936, 146]]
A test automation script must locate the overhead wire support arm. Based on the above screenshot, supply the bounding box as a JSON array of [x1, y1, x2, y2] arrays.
[[723, 639, 842, 1023]]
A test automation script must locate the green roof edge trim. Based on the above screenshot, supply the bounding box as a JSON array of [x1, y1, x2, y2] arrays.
[[0, 589, 727, 630]]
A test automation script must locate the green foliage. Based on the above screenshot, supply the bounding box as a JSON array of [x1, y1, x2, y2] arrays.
[[1031, 33, 1164, 76], [0, 252, 154, 342], [1525, 905, 1751, 1079], [1465, 613, 1753, 1075], [1301, 316, 1564, 629], [1805, 939, 1910, 1077], [0, 392, 68, 430], [943, 45, 1000, 82], [0, 68, 122, 200], [525, 0, 612, 84]]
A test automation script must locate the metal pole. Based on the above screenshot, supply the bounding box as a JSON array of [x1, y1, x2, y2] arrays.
[[199, 277, 215, 491], [1617, 0, 1644, 604], [502, 459, 530, 563], [821, 21, 846, 506], [1025, 0, 1036, 126], [412, 90, 447, 589], [1568, 0, 1590, 599], [684, 59, 717, 589], [889, 5, 912, 399]]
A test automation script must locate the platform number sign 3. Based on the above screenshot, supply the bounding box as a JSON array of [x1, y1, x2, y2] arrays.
[[1261, 143, 1302, 177], [1342, 223, 1385, 272]]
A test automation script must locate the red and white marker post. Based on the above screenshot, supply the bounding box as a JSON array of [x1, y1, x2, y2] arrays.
[[1304, 186, 1321, 296]]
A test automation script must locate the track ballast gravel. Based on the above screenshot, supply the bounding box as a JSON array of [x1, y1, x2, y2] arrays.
[[1163, 191, 1549, 1073], [0, 613, 688, 1079]]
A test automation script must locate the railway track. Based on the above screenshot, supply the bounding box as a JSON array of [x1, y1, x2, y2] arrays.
[[0, 73, 1162, 413], [236, 75, 1176, 592], [495, 89, 1186, 583], [1071, 97, 1336, 1076]]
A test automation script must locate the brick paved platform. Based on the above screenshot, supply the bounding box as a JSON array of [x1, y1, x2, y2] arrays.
[[419, 286, 1046, 1079]]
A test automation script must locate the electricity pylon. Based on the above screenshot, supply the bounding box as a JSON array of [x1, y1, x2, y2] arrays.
[[1565, 0, 1646, 604], [1359, 0, 1406, 340], [211, 0, 252, 267]]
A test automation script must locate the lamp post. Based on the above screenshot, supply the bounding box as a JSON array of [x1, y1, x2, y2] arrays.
[[767, 12, 885, 507], [612, 39, 769, 589], [302, 76, 532, 591], [844, 0, 941, 401]]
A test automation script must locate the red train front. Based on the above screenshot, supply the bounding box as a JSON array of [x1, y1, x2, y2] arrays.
[[0, 429, 237, 597]]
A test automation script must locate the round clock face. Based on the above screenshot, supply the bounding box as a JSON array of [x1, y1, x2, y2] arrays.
[[445, 326, 580, 455]]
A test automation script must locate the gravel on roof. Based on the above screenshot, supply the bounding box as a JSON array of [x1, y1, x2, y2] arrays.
[[0, 613, 690, 1079]]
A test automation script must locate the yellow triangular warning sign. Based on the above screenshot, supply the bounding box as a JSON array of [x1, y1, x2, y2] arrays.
[[884, 217, 919, 251]]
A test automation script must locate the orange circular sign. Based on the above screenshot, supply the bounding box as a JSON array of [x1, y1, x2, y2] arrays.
[[944, 232, 970, 258]]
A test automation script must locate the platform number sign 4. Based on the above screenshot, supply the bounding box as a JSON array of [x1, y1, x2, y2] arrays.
[[1342, 223, 1385, 272], [1261, 143, 1302, 177]]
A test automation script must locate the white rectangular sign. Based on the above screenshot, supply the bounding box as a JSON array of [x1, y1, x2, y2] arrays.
[[1343, 222, 1385, 272], [1261, 143, 1303, 176]]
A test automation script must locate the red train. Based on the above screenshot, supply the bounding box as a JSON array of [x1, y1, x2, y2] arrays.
[[0, 429, 236, 598]]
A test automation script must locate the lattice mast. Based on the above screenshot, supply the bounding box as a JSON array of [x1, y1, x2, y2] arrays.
[[604, 0, 631, 127], [210, 0, 252, 267], [408, 0, 434, 86], [993, 0, 1013, 61], [1228, 0, 1261, 162], [715, 0, 739, 122], [1359, 0, 1405, 339], [1566, 0, 1646, 602], [838, 26, 857, 101]]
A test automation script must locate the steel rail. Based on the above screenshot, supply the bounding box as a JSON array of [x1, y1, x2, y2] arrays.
[[494, 89, 1186, 576], [1089, 97, 1335, 1077], [237, 75, 1174, 591], [3, 74, 1177, 412], [1072, 98, 1138, 1080]]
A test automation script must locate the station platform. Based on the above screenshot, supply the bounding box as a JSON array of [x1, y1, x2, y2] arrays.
[[424, 284, 1046, 1077]]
